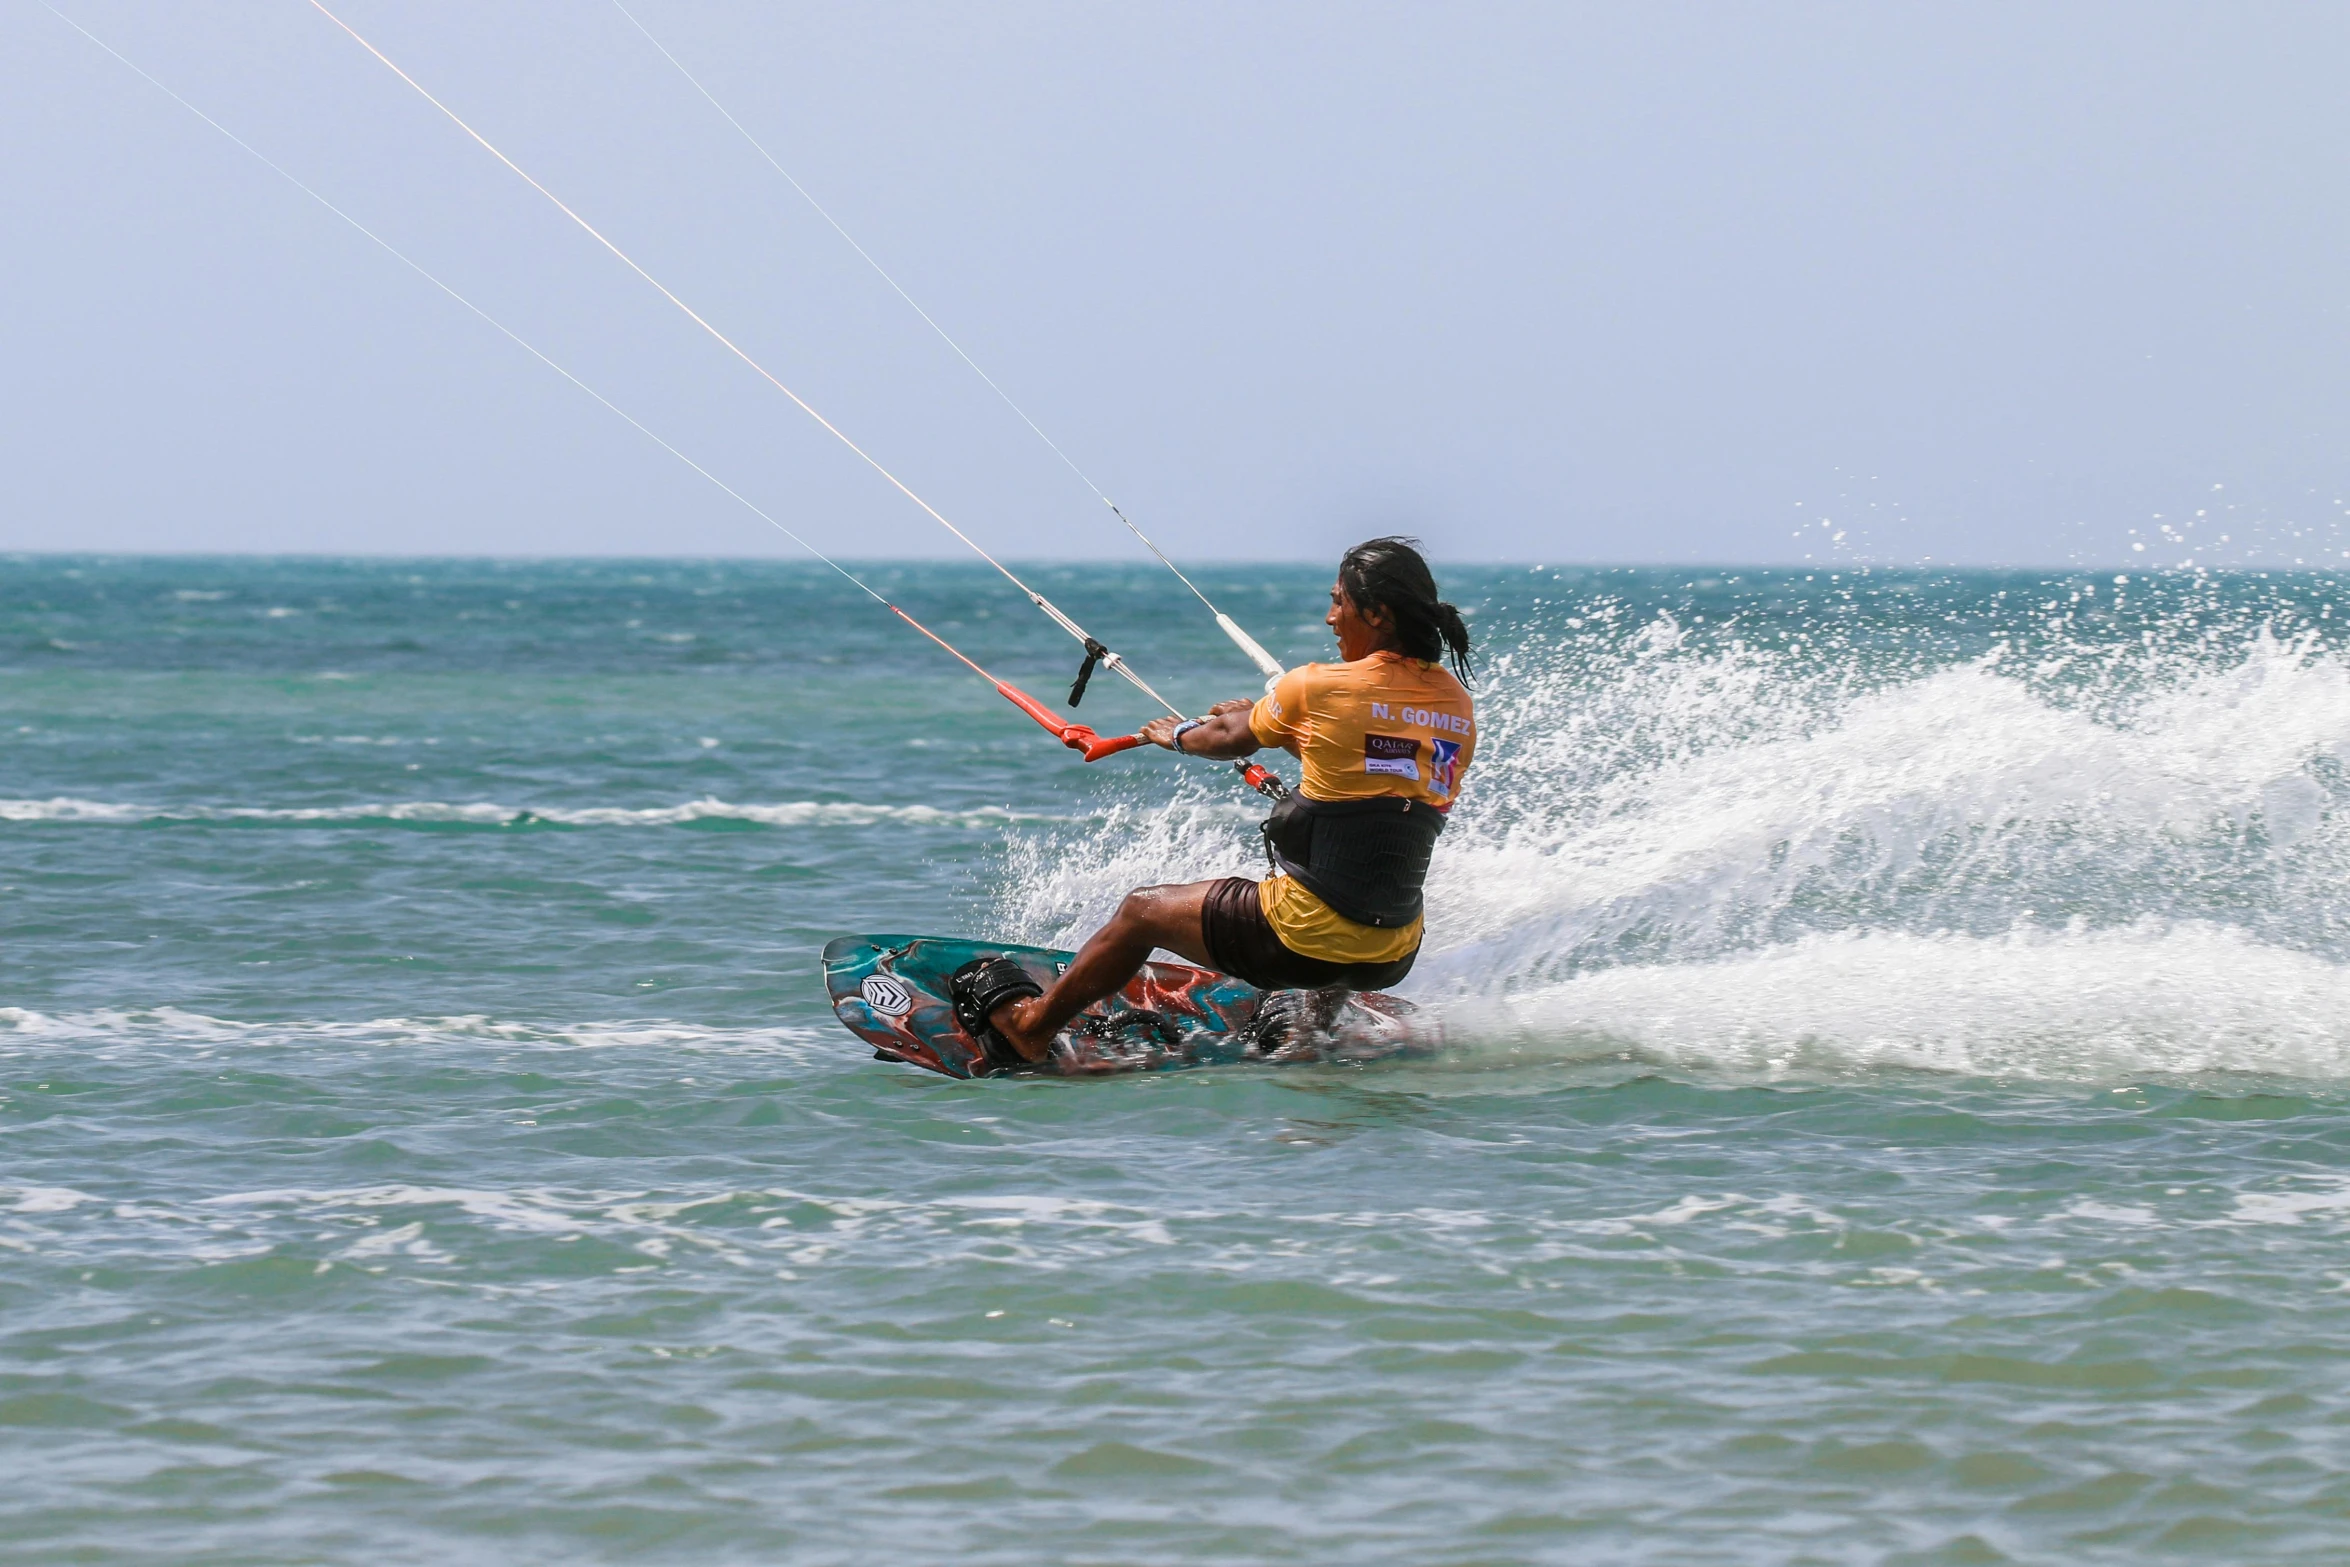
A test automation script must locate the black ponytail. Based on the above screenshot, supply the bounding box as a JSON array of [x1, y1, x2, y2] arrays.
[[1338, 535, 1473, 685]]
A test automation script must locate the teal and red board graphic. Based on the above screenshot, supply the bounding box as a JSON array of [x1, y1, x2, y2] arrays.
[[820, 934, 1436, 1078]]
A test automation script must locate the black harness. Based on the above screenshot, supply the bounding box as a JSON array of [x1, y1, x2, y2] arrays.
[[1260, 791, 1446, 929]]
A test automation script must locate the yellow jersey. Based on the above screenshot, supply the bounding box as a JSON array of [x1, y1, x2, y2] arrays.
[[1247, 652, 1476, 962]]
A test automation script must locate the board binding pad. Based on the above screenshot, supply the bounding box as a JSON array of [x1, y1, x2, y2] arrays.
[[821, 935, 1433, 1079]]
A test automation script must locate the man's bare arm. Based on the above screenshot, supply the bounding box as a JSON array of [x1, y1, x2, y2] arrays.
[[1138, 699, 1262, 758]]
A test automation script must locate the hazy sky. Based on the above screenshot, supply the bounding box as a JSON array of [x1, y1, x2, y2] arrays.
[[4, 2, 2345, 565]]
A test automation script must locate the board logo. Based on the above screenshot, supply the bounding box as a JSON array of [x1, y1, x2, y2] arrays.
[[860, 975, 916, 1017], [1364, 733, 1420, 780]]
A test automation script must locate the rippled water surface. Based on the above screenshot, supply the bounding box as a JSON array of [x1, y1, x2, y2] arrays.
[[11, 556, 2350, 1564]]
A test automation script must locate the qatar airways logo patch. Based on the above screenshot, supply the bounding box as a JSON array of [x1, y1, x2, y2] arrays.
[[1364, 733, 1420, 780]]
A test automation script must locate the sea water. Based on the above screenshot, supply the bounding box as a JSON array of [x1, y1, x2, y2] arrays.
[[8, 555, 2350, 1564]]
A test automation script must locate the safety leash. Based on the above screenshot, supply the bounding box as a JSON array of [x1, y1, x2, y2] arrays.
[[886, 610, 1139, 762]]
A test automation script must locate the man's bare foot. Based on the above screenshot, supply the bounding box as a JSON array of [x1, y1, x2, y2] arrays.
[[989, 994, 1054, 1061]]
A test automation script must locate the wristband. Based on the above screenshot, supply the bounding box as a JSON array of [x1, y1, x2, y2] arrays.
[[1171, 719, 1204, 754]]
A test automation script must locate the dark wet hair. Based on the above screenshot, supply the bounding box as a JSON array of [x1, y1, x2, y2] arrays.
[[1338, 535, 1472, 684]]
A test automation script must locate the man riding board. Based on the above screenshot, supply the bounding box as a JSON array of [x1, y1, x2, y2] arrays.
[[954, 536, 1476, 1066]]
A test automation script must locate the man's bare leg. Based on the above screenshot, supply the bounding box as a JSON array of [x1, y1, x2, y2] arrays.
[[991, 880, 1223, 1060]]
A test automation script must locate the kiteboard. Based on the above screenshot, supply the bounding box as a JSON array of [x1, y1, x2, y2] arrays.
[[821, 934, 1435, 1079]]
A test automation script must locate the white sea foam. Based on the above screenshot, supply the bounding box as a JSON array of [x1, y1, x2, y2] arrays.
[[0, 795, 1060, 828], [998, 619, 2350, 1083], [1444, 921, 2350, 1082], [2, 1187, 95, 1214], [1424, 625, 2350, 986], [0, 1007, 824, 1058]]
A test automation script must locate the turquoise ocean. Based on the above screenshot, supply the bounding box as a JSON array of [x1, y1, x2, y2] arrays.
[[11, 554, 2350, 1564]]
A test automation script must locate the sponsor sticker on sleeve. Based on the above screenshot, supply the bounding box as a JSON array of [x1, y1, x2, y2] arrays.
[[1429, 737, 1462, 798], [1364, 733, 1421, 780]]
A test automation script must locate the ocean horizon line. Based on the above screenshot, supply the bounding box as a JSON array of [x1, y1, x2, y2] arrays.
[[0, 549, 2275, 574]]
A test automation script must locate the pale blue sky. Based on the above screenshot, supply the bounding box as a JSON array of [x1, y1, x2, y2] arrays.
[[4, 2, 2345, 564]]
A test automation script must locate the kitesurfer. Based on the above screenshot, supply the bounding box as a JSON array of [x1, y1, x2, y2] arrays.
[[955, 536, 1476, 1065]]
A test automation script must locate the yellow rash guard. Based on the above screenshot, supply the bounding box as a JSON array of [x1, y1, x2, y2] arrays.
[[1247, 651, 1476, 963]]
